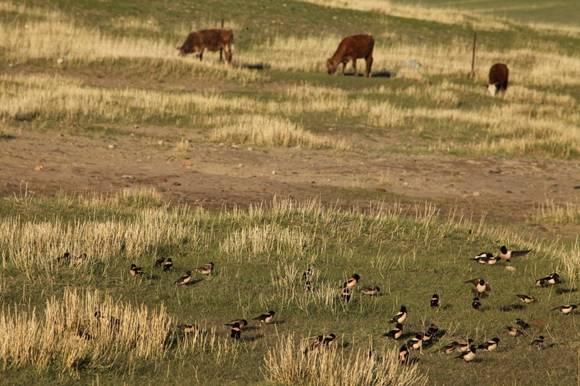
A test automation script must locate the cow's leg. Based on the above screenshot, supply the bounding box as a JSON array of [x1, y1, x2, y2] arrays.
[[341, 61, 346, 75], [224, 45, 232, 63], [365, 56, 373, 77], [352, 59, 357, 76], [199, 49, 204, 61]]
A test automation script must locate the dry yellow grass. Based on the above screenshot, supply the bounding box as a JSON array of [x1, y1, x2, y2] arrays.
[[0, 206, 194, 275], [0, 288, 238, 372], [263, 334, 428, 386], [209, 115, 350, 150], [532, 200, 580, 225], [0, 3, 258, 82]]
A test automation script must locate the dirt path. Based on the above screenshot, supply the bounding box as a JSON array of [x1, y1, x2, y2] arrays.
[[1, 130, 579, 228]]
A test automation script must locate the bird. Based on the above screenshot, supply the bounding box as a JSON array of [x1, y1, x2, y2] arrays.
[[407, 334, 423, 351], [230, 322, 241, 339], [343, 273, 360, 290], [341, 287, 352, 303], [162, 258, 174, 272], [473, 252, 499, 265], [322, 333, 336, 346], [57, 251, 72, 263], [478, 337, 500, 352], [506, 326, 524, 337], [472, 296, 482, 310], [472, 252, 494, 261], [225, 319, 248, 329], [465, 278, 491, 296], [530, 335, 545, 350], [303, 267, 313, 291], [456, 345, 476, 363], [456, 338, 474, 353], [196, 262, 214, 276], [385, 323, 403, 340], [175, 271, 193, 285], [535, 272, 561, 287], [498, 245, 531, 262], [253, 310, 275, 324], [425, 323, 440, 338], [515, 318, 530, 330], [399, 344, 409, 364], [129, 263, 143, 277], [389, 306, 408, 324], [516, 294, 536, 304], [178, 323, 199, 334], [430, 294, 440, 308], [552, 304, 577, 315], [442, 342, 457, 354], [154, 257, 165, 267], [361, 286, 380, 296]]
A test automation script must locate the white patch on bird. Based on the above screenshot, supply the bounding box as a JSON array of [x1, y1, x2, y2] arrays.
[[488, 84, 497, 96], [505, 265, 517, 272]]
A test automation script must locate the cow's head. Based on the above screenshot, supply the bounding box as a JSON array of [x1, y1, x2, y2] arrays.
[[327, 58, 338, 75], [487, 84, 497, 96], [177, 45, 186, 56]]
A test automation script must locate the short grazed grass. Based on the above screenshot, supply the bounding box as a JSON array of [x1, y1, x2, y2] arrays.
[[0, 190, 578, 384]]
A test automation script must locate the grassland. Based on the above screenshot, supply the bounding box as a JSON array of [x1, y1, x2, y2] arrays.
[[0, 0, 579, 384], [0, 189, 578, 385]]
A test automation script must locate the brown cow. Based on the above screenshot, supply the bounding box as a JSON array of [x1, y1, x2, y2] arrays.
[[327, 34, 374, 77], [488, 63, 509, 96], [178, 29, 234, 63]]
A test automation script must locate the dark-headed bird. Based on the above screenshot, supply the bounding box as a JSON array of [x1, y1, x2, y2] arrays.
[[225, 319, 248, 329], [472, 252, 494, 262], [341, 287, 352, 303], [456, 345, 476, 363], [154, 257, 165, 267], [431, 294, 440, 308], [498, 245, 531, 262], [478, 337, 500, 352], [230, 322, 241, 339], [253, 310, 275, 324], [465, 278, 491, 296], [506, 326, 524, 337], [456, 338, 474, 353], [552, 304, 577, 315], [516, 294, 536, 304], [472, 296, 482, 310], [196, 262, 214, 276], [399, 344, 409, 364], [389, 306, 408, 324], [385, 323, 403, 340], [343, 273, 360, 290], [535, 272, 561, 287], [129, 263, 144, 277], [515, 318, 530, 330], [530, 335, 545, 350], [407, 334, 423, 351], [361, 286, 380, 296], [162, 258, 174, 272], [175, 271, 193, 285], [473, 252, 499, 265]]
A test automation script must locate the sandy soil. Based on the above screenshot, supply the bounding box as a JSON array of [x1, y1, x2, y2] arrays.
[[1, 130, 578, 231]]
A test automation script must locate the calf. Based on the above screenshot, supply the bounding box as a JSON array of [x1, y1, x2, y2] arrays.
[[178, 29, 234, 63], [488, 63, 509, 96], [327, 34, 374, 77]]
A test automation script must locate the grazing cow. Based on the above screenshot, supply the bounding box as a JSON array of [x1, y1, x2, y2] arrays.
[[327, 34, 374, 77], [178, 29, 234, 63], [488, 63, 509, 96]]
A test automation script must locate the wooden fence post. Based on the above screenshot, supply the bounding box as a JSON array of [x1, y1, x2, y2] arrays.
[[469, 31, 477, 79]]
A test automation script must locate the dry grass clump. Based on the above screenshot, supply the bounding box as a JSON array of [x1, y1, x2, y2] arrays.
[[532, 200, 580, 225], [220, 223, 315, 260], [263, 335, 428, 386], [0, 288, 236, 373], [0, 73, 259, 124], [0, 207, 194, 274], [209, 115, 350, 150]]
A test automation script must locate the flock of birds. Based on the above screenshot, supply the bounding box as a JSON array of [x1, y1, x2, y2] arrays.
[[89, 243, 576, 366]]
